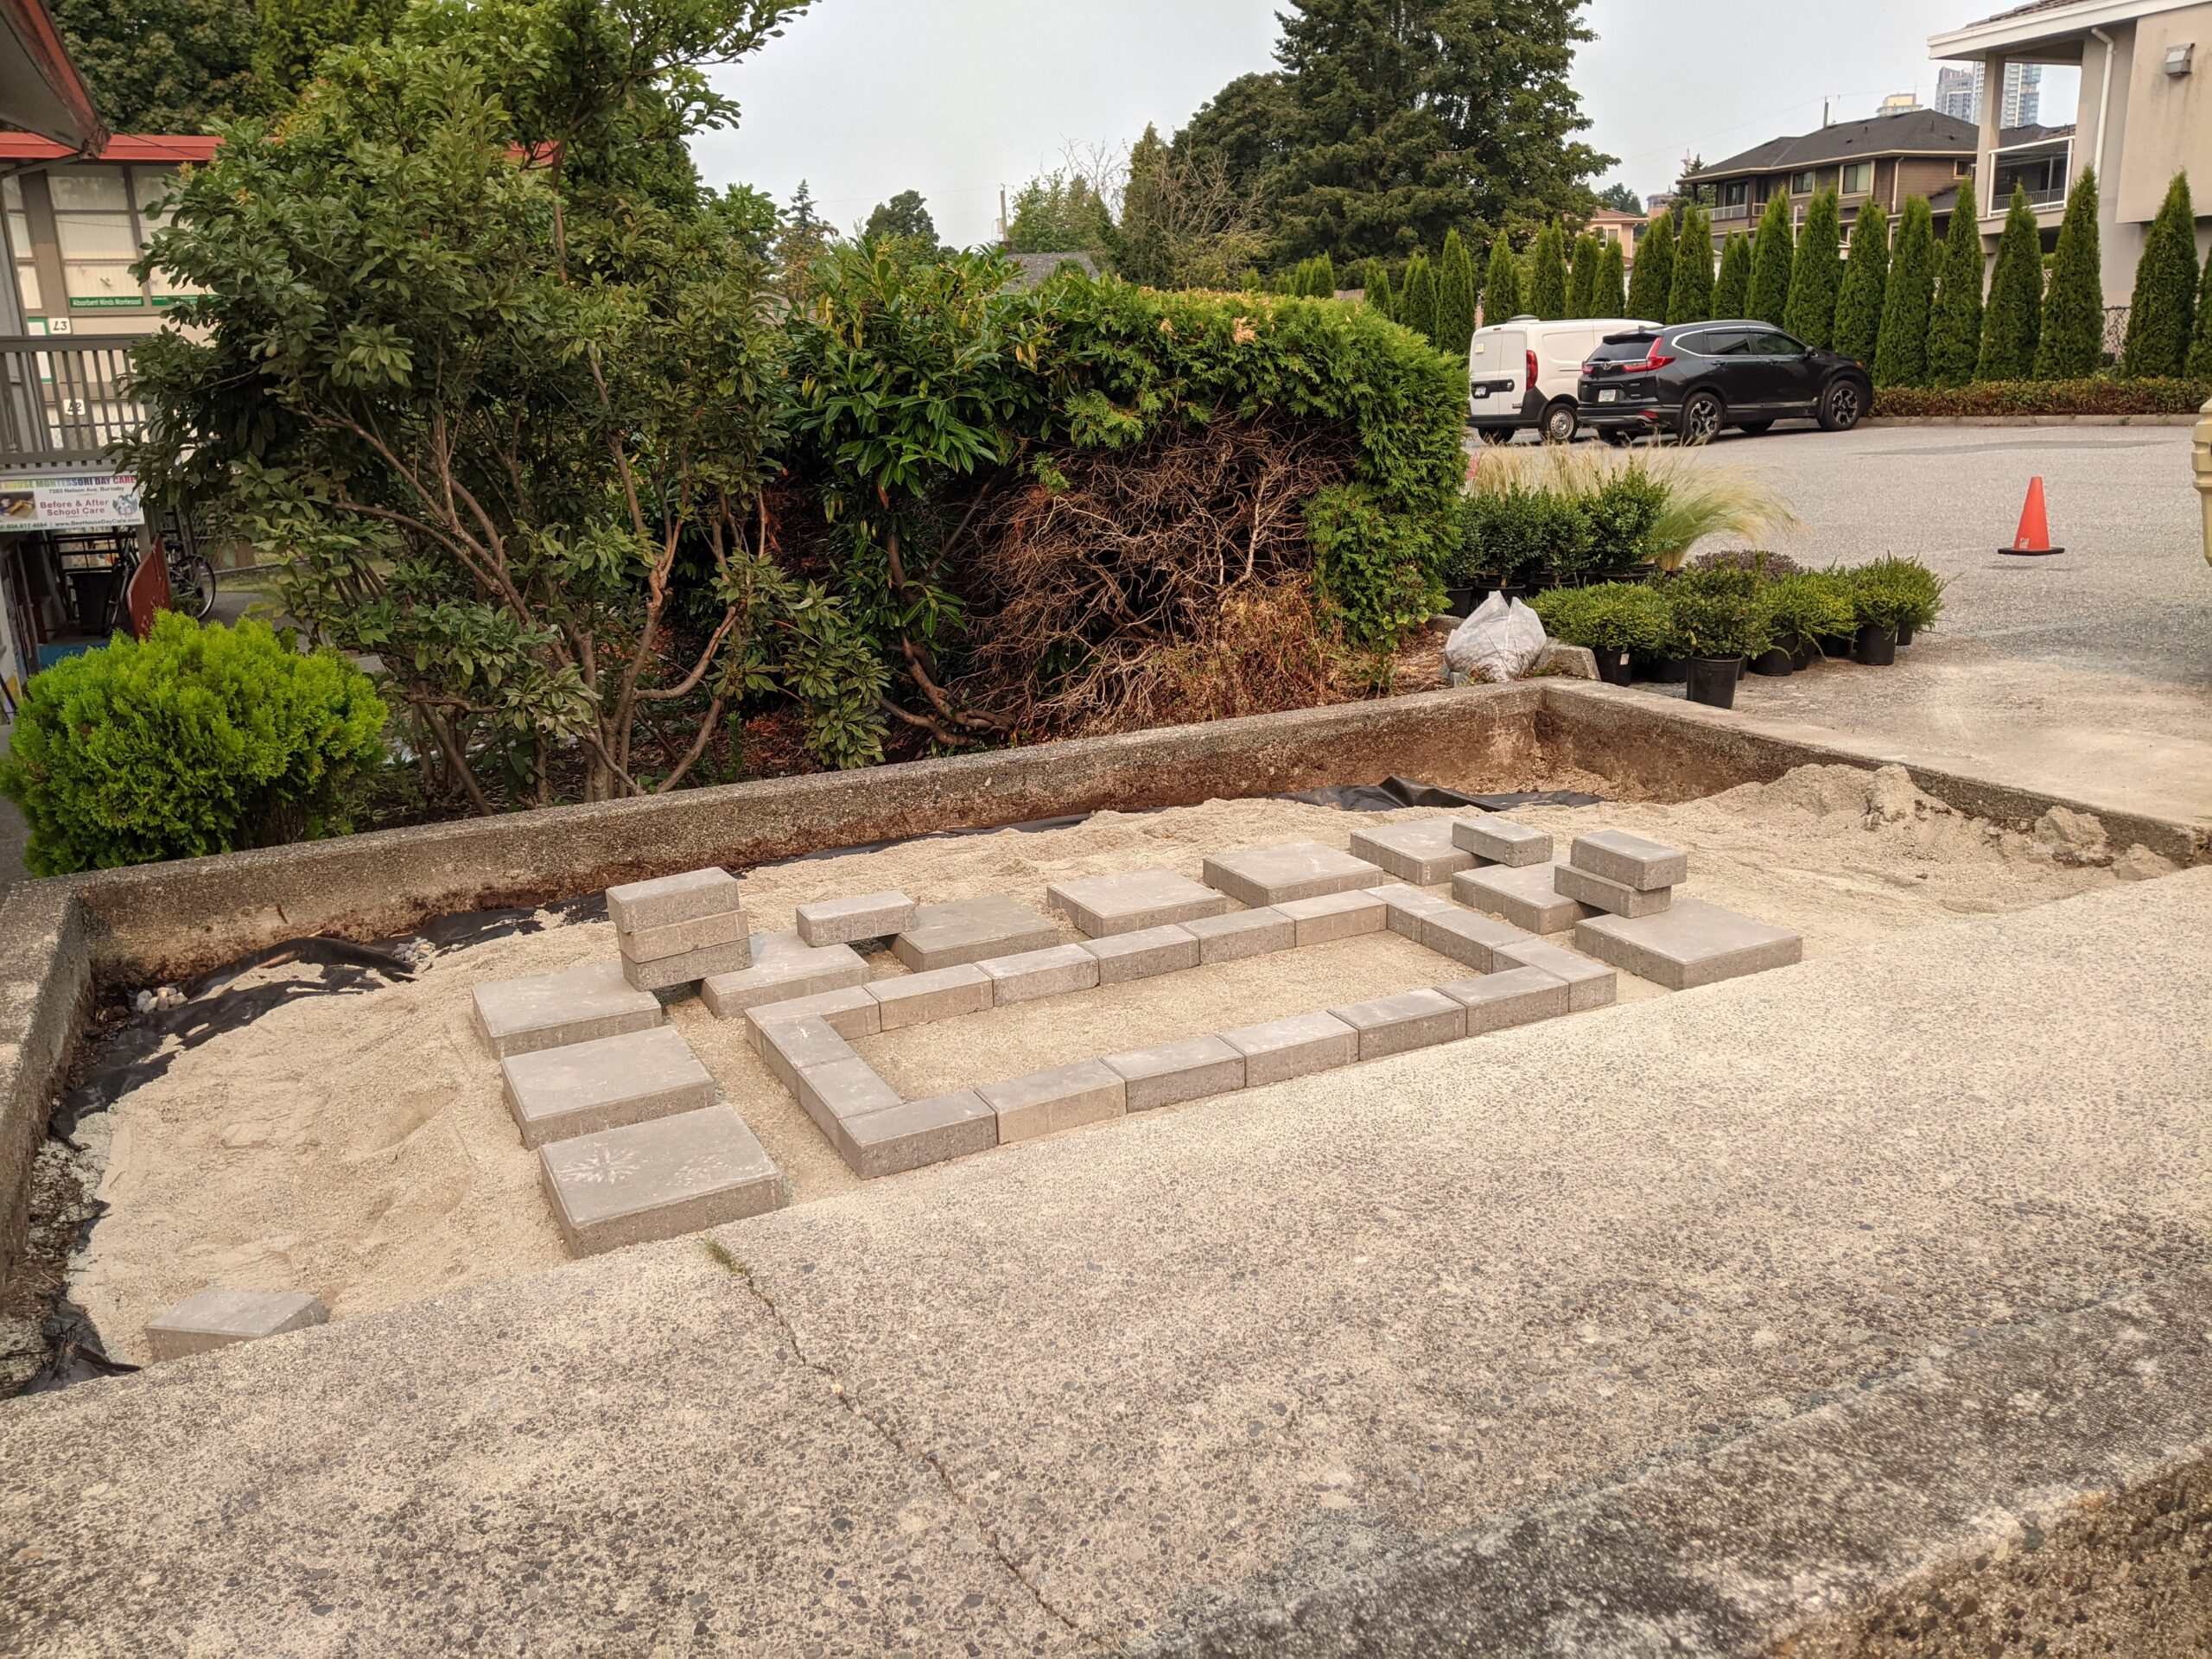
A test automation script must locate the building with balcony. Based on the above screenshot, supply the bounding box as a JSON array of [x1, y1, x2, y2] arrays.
[[1931, 0, 2212, 305], [1681, 108, 1982, 253]]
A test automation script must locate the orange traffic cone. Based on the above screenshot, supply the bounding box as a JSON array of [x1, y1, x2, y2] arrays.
[[1999, 476, 2065, 556]]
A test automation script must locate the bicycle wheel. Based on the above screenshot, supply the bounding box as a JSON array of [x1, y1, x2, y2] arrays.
[[168, 555, 217, 620]]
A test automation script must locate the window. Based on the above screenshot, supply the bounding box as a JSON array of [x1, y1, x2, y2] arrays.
[[1747, 330, 1807, 357], [1718, 180, 1749, 209], [1789, 169, 1817, 195], [1679, 328, 1751, 356], [1955, 158, 1974, 176], [1, 176, 39, 314], [132, 168, 196, 303], [49, 166, 143, 309], [1840, 161, 1874, 195]]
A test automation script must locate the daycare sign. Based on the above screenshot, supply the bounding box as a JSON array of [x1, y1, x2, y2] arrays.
[[0, 473, 143, 533]]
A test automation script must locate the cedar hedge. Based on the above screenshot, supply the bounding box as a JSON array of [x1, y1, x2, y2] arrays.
[[1870, 377, 2212, 417]]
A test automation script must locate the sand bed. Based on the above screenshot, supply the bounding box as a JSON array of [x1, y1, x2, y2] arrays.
[[67, 767, 2154, 1362]]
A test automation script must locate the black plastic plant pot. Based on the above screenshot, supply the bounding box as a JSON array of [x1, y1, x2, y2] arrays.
[[1816, 632, 1855, 659], [1897, 624, 1916, 646], [1749, 646, 1796, 677], [1596, 648, 1633, 686], [1685, 655, 1742, 709], [1641, 655, 1689, 684], [1853, 624, 1898, 666], [1445, 583, 1478, 619]]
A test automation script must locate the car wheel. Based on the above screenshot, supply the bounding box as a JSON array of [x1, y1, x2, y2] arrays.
[[1736, 420, 1774, 435], [1818, 378, 1866, 432], [1541, 401, 1578, 445], [1477, 426, 1516, 446], [1678, 391, 1725, 448]]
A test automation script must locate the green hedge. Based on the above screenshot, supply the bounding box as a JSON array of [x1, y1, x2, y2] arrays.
[[1871, 377, 2211, 417]]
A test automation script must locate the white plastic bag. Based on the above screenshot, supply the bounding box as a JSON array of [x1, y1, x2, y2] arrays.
[[1444, 594, 1548, 683]]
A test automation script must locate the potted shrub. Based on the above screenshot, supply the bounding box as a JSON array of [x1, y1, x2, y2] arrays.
[[1758, 573, 1858, 673], [1666, 571, 1770, 709], [1852, 555, 1945, 645], [1802, 568, 1861, 659], [1532, 582, 1669, 685]]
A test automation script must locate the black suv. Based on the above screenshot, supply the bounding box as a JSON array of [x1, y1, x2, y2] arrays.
[[1576, 321, 1871, 444]]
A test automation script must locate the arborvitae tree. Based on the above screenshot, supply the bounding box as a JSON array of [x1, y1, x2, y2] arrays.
[[2121, 172, 2199, 378], [1567, 232, 1600, 316], [1746, 194, 1795, 327], [1783, 188, 1844, 347], [1481, 232, 1521, 326], [2189, 250, 2212, 380], [1832, 200, 1891, 362], [2035, 169, 2103, 379], [1712, 232, 1752, 318], [1873, 197, 1938, 388], [1979, 185, 2044, 380], [1436, 229, 1478, 353], [1528, 221, 1570, 319], [1314, 252, 1338, 296], [1367, 261, 1395, 320], [1401, 251, 1440, 342], [1666, 207, 1713, 323], [1928, 192, 1986, 388], [1592, 238, 1627, 315], [1625, 208, 1675, 320]]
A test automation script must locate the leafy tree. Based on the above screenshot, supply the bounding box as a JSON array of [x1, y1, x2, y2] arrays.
[[1746, 194, 1793, 327], [1120, 124, 1268, 289], [253, 0, 402, 105], [1401, 250, 1439, 340], [1367, 259, 1395, 319], [2035, 169, 2102, 379], [49, 0, 257, 129], [1592, 237, 1626, 315], [1666, 207, 1713, 323], [1480, 232, 1520, 326], [1872, 196, 1937, 388], [1007, 171, 1115, 255], [1927, 192, 1986, 388], [1979, 185, 2043, 380], [1783, 188, 1843, 347], [865, 190, 938, 248], [1437, 229, 1478, 351], [1566, 232, 1599, 315], [1711, 232, 1751, 318], [1833, 200, 1891, 363], [1595, 181, 1643, 213], [776, 181, 836, 305], [2121, 172, 2198, 379], [1527, 221, 1569, 320], [2190, 247, 2212, 380], [1625, 208, 1674, 321]]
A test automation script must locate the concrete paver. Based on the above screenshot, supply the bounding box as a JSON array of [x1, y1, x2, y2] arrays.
[[1221, 1011, 1359, 1088], [1184, 906, 1296, 963], [537, 1105, 785, 1256], [500, 1025, 717, 1149], [868, 963, 993, 1029], [1452, 817, 1554, 867], [1348, 820, 1474, 886], [1453, 861, 1588, 934], [979, 1060, 1127, 1143], [893, 895, 1062, 971], [1417, 906, 1530, 972], [745, 985, 881, 1041], [1202, 841, 1390, 907], [1440, 966, 1573, 1033], [976, 943, 1099, 1005], [1046, 868, 1227, 938], [1576, 897, 1805, 991], [1083, 923, 1201, 984], [840, 1091, 997, 1179], [606, 867, 741, 933], [472, 960, 663, 1058], [1554, 861, 1674, 918], [615, 908, 750, 963], [143, 1287, 328, 1363], [1370, 881, 1456, 938], [1104, 1034, 1246, 1111], [1569, 830, 1688, 891], [757, 1014, 857, 1094], [1274, 889, 1388, 945], [701, 932, 868, 1018], [793, 1055, 902, 1137], [1328, 988, 1465, 1058], [1495, 938, 1620, 1011], [794, 889, 918, 947], [620, 935, 753, 992]]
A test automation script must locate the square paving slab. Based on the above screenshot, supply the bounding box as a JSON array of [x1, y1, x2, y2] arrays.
[[1083, 924, 1201, 984], [538, 1105, 785, 1257], [701, 933, 868, 1018], [1201, 841, 1390, 908], [1569, 830, 1688, 892], [839, 1092, 998, 1179], [1221, 1011, 1359, 1088], [893, 895, 1062, 972], [1554, 863, 1674, 919], [795, 890, 918, 948], [1452, 817, 1554, 868], [1349, 820, 1476, 886], [144, 1287, 328, 1362], [1046, 868, 1228, 938], [474, 960, 664, 1058], [1452, 861, 1590, 935], [500, 1025, 717, 1150], [1574, 897, 1804, 991], [1103, 1036, 1246, 1112], [979, 1060, 1128, 1142], [606, 867, 742, 933]]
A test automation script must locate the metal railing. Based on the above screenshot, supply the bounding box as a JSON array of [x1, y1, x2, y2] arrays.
[[1982, 136, 2073, 215], [0, 334, 154, 469]]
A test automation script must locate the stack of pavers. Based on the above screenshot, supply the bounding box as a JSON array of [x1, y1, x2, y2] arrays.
[[1563, 830, 1803, 988], [472, 866, 789, 1258]]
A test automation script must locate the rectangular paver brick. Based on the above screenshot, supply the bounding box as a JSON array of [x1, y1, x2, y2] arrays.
[[1492, 938, 1619, 1011], [539, 1105, 785, 1257], [1328, 988, 1465, 1058], [758, 1015, 859, 1094], [1438, 966, 1573, 1034], [1418, 906, 1533, 972], [1452, 861, 1589, 935], [1046, 868, 1228, 938], [501, 1025, 716, 1149], [746, 985, 881, 1042], [795, 890, 918, 947], [1554, 862, 1674, 918], [1573, 897, 1803, 991], [1103, 1036, 1246, 1112], [795, 1055, 904, 1137], [1369, 882, 1457, 939], [1221, 1011, 1359, 1087], [977, 943, 1099, 1005], [1084, 924, 1201, 984], [700, 933, 868, 1019], [473, 961, 663, 1058], [1185, 906, 1297, 964], [839, 1091, 998, 1179], [1349, 820, 1476, 886], [1201, 841, 1390, 907], [893, 895, 1062, 972], [621, 936, 754, 993], [607, 868, 742, 933], [145, 1287, 328, 1362], [1452, 818, 1554, 868], [979, 1059, 1127, 1142], [1275, 888, 1388, 945], [1570, 830, 1689, 892], [868, 964, 993, 1029], [619, 908, 750, 964]]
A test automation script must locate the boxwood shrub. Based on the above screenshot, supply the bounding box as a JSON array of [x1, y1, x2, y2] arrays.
[[1872, 377, 2210, 418]]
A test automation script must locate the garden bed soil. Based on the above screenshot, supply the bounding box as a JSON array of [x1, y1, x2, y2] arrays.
[[63, 767, 2157, 1364]]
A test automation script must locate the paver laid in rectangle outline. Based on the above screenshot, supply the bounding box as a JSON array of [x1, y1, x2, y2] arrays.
[[868, 964, 994, 1029], [621, 936, 754, 993], [1084, 924, 1201, 985], [145, 1287, 329, 1362], [500, 1025, 717, 1149], [794, 1056, 904, 1138], [1438, 966, 1573, 1034], [1221, 1011, 1359, 1088], [607, 868, 741, 933], [893, 895, 1062, 972], [979, 1059, 1127, 1142], [1554, 862, 1674, 918], [1452, 817, 1554, 868], [700, 933, 868, 1019], [1103, 1036, 1246, 1112], [839, 1091, 998, 1179], [618, 908, 750, 964], [1368, 882, 1456, 939], [539, 1105, 786, 1257], [1573, 897, 1803, 991], [977, 944, 1100, 1005], [1418, 906, 1532, 973], [1185, 906, 1297, 964], [795, 890, 918, 948], [746, 985, 881, 1042], [1275, 889, 1388, 946], [1200, 841, 1392, 908], [1493, 938, 1619, 1011], [1045, 868, 1228, 938], [757, 1015, 859, 1094], [1452, 861, 1589, 935], [474, 960, 664, 1058], [1569, 830, 1689, 892], [1349, 820, 1476, 886], [1328, 988, 1465, 1059]]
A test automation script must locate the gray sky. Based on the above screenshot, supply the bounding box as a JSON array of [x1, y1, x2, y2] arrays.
[[694, 1, 2065, 247]]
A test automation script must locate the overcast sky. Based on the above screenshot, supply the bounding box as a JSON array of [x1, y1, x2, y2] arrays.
[[694, 1, 2071, 246]]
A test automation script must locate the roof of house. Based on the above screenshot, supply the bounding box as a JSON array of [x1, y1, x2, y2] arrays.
[[1688, 110, 1978, 180], [0, 131, 219, 162], [0, 0, 104, 153], [1003, 251, 1099, 289]]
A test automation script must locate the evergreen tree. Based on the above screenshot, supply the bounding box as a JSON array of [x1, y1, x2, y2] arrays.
[[1313, 252, 1338, 296], [1832, 200, 1891, 362], [1625, 208, 1675, 320], [1873, 196, 1938, 388], [1928, 191, 1986, 388], [1746, 194, 1795, 327], [253, 0, 400, 103], [1481, 232, 1521, 326], [1567, 232, 1600, 316], [1712, 232, 1751, 318], [1783, 189, 1844, 347], [1401, 251, 1440, 342], [1437, 229, 1478, 352], [50, 0, 255, 129], [2035, 169, 2103, 379], [1592, 238, 1627, 315], [1979, 185, 2044, 380], [1117, 124, 1177, 287], [1666, 207, 1713, 323], [1367, 261, 1395, 320], [1528, 221, 1570, 319], [2120, 172, 2199, 379], [2189, 250, 2212, 380]]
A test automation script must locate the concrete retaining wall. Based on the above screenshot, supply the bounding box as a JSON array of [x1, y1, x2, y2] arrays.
[[0, 885, 89, 1276]]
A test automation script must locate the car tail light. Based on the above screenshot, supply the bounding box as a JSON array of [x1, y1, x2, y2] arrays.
[[1525, 348, 1538, 388], [1630, 347, 1676, 372]]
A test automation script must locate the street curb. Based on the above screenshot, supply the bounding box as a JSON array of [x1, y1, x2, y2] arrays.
[[1862, 413, 2200, 428]]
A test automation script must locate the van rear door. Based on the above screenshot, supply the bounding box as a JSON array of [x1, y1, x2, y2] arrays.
[[1468, 328, 1526, 409]]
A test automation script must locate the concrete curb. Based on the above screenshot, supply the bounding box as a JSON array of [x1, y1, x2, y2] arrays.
[[0, 884, 88, 1274], [1862, 413, 2202, 427]]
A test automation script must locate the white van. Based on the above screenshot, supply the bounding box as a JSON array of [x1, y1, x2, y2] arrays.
[[1469, 315, 1659, 445]]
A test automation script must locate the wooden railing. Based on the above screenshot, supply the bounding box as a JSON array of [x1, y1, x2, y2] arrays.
[[0, 334, 155, 469]]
